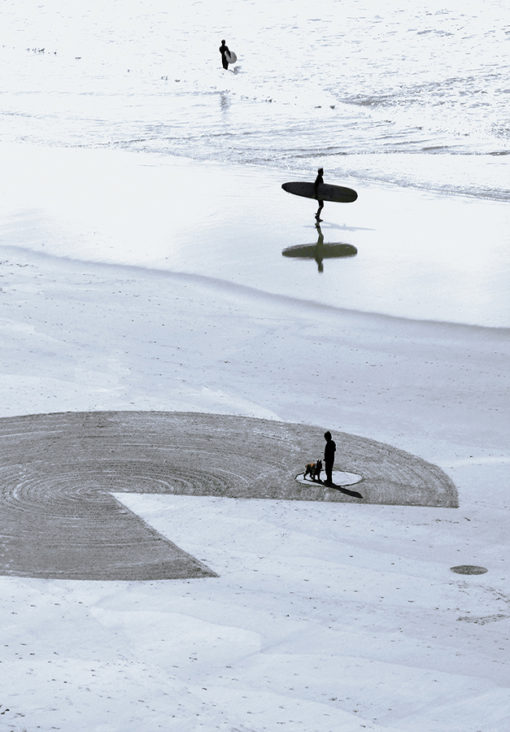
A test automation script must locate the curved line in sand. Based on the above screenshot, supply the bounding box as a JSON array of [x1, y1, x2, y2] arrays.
[[0, 411, 457, 580]]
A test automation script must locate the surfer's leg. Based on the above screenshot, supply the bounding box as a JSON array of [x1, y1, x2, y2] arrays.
[[315, 200, 324, 221]]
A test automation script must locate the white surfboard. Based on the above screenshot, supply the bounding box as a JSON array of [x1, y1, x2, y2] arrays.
[[226, 50, 237, 64]]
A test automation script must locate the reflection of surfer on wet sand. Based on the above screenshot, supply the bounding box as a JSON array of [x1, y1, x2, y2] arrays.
[[314, 222, 324, 272], [282, 224, 357, 272]]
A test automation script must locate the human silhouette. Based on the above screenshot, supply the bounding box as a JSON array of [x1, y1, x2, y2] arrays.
[[314, 222, 324, 272], [323, 430, 336, 486], [219, 40, 231, 70], [314, 167, 324, 222]]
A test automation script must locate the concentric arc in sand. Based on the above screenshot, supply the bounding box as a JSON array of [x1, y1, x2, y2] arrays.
[[0, 411, 457, 580]]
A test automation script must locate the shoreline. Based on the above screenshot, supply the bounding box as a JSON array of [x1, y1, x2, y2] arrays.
[[3, 241, 510, 336], [0, 238, 508, 460], [1, 142, 509, 328], [0, 140, 509, 730]]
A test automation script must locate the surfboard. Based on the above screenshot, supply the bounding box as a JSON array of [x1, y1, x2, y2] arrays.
[[282, 181, 358, 203], [282, 243, 357, 259], [226, 51, 237, 64]]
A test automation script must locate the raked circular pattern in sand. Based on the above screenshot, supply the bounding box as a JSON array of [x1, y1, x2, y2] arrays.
[[0, 412, 457, 581]]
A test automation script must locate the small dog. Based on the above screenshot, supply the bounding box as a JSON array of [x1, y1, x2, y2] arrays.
[[304, 458, 322, 482]]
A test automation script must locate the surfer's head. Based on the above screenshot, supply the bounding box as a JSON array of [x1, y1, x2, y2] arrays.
[[221, 40, 225, 44], [318, 167, 324, 174]]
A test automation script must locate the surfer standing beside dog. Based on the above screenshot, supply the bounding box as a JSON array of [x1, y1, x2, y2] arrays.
[[323, 430, 336, 486]]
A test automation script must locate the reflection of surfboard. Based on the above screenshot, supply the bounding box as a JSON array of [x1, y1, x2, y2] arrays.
[[282, 243, 357, 259], [226, 51, 237, 63], [282, 181, 358, 203]]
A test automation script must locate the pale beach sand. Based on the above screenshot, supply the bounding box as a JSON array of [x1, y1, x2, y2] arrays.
[[0, 144, 509, 730]]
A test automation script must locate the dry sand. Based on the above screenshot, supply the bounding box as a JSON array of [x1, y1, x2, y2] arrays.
[[0, 146, 509, 731]]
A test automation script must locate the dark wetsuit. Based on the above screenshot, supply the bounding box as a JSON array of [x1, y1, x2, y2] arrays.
[[314, 170, 324, 220], [324, 438, 336, 485], [219, 42, 230, 70]]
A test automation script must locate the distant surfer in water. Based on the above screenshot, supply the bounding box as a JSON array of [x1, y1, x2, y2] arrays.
[[314, 167, 324, 221], [219, 40, 230, 70]]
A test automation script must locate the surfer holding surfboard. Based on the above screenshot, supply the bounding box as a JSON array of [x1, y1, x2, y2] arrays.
[[219, 40, 232, 70], [314, 167, 324, 222], [282, 172, 358, 220]]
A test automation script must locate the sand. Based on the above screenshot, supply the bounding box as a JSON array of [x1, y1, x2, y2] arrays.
[[0, 410, 456, 581], [0, 144, 509, 731]]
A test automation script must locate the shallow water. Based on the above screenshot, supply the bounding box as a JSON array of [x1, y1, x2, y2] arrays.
[[1, 1, 509, 326], [1, 145, 508, 327], [2, 0, 509, 199]]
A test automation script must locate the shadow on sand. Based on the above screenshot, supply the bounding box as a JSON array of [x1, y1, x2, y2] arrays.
[[327, 482, 363, 499], [304, 476, 363, 499]]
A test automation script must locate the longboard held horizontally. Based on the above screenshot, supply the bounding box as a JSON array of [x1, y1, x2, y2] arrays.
[[282, 181, 358, 203]]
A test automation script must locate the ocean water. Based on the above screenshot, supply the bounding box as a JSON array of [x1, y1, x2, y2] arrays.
[[2, 0, 509, 199], [1, 0, 509, 327]]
